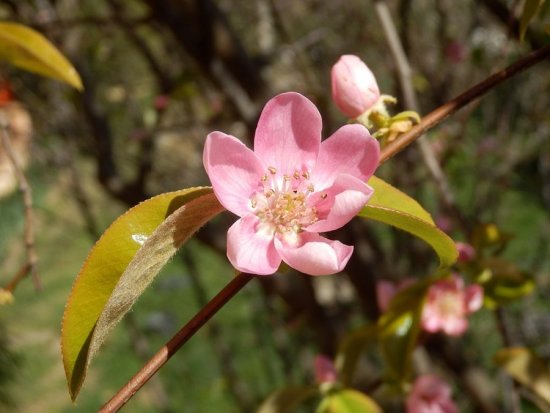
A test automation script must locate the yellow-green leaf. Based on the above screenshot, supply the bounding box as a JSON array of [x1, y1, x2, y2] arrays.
[[317, 389, 382, 413], [519, 0, 546, 40], [61, 187, 223, 400], [258, 386, 318, 413], [335, 325, 377, 386], [495, 347, 550, 404], [377, 280, 430, 383], [476, 258, 535, 308], [368, 176, 434, 224], [362, 176, 456, 268], [0, 22, 82, 90]]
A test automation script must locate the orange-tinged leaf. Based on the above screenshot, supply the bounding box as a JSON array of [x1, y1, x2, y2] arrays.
[[61, 187, 223, 400], [0, 22, 83, 89]]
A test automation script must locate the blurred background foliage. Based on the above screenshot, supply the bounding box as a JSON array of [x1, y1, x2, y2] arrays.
[[0, 0, 548, 411]]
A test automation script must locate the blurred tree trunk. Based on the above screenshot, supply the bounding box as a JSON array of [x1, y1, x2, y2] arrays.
[[143, 0, 264, 100]]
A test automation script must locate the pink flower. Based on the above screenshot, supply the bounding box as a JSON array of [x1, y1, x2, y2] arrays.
[[331, 55, 380, 118], [421, 275, 483, 336], [376, 278, 415, 312], [203, 92, 379, 276], [314, 355, 338, 384], [455, 242, 476, 263], [406, 375, 458, 413]]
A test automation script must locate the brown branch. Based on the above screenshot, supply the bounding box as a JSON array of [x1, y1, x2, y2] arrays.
[[380, 43, 550, 164], [0, 113, 40, 291], [98, 41, 550, 413], [99, 272, 254, 413]]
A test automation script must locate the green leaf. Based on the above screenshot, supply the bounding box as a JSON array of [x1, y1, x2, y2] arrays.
[[317, 389, 382, 413], [494, 347, 550, 404], [335, 325, 377, 386], [519, 0, 546, 40], [61, 187, 223, 400], [257, 386, 318, 413], [476, 258, 535, 308], [0, 22, 83, 90], [368, 176, 434, 224], [360, 178, 457, 268], [377, 280, 430, 384]]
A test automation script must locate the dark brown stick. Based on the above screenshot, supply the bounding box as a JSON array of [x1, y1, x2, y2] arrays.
[[380, 43, 550, 163], [99, 272, 254, 413]]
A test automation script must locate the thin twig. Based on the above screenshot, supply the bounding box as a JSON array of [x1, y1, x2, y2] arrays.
[[374, 0, 469, 233], [495, 308, 522, 413], [0, 113, 40, 291], [380, 43, 550, 163], [99, 272, 254, 413]]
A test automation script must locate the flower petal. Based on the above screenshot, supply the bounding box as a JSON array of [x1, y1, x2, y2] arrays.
[[203, 131, 264, 217], [442, 316, 468, 336], [254, 92, 321, 176], [464, 285, 483, 313], [275, 233, 353, 276], [312, 124, 379, 189], [227, 215, 281, 275], [306, 174, 373, 233]]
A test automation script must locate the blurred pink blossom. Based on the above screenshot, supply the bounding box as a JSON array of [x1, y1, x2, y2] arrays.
[[203, 92, 380, 276], [376, 278, 415, 312], [422, 275, 483, 336], [435, 216, 454, 233], [314, 355, 338, 384], [331, 55, 380, 118], [445, 41, 468, 64], [154, 94, 170, 111], [456, 242, 476, 263], [406, 375, 458, 413]]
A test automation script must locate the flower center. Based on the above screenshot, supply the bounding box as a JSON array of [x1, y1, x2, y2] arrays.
[[251, 166, 319, 239], [437, 292, 463, 317]]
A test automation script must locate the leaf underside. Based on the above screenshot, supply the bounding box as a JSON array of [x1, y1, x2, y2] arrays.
[[61, 187, 224, 400]]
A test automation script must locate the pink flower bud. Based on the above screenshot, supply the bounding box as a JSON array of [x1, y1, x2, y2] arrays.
[[314, 355, 338, 384], [154, 95, 170, 111], [445, 41, 467, 64], [421, 275, 483, 336], [331, 55, 380, 118], [406, 375, 458, 413], [455, 242, 476, 263]]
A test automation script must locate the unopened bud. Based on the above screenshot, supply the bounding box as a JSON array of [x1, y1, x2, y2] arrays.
[[331, 55, 380, 118]]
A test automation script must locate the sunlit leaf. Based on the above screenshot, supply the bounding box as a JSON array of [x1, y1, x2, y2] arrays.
[[0, 22, 83, 90], [368, 176, 434, 224], [359, 205, 457, 268], [335, 325, 377, 386], [476, 258, 535, 308], [495, 347, 550, 404], [61, 187, 223, 400], [519, 0, 546, 40], [316, 389, 382, 413], [377, 280, 430, 383], [257, 385, 318, 413]]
